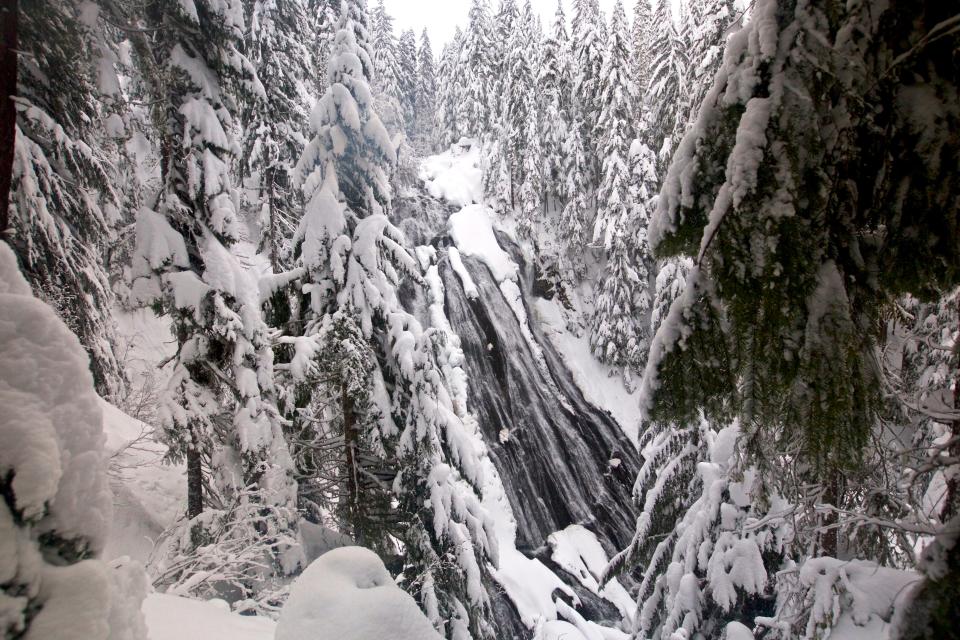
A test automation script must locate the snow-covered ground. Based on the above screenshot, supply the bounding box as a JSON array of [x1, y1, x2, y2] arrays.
[[144, 594, 274, 640]]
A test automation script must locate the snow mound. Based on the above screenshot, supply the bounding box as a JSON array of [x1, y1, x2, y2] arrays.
[[101, 400, 184, 562], [143, 593, 274, 640], [449, 204, 517, 283], [0, 242, 146, 639], [275, 547, 442, 640], [420, 139, 483, 207]]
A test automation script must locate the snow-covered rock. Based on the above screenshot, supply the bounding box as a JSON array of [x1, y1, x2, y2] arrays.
[[275, 547, 442, 640]]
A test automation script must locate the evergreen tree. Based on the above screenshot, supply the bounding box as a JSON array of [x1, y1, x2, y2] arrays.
[[242, 0, 313, 269], [630, 0, 652, 102], [624, 0, 960, 633], [307, 0, 339, 96], [644, 0, 687, 164], [570, 0, 606, 173], [557, 114, 590, 283], [539, 0, 571, 211], [130, 0, 300, 607], [370, 0, 403, 133], [293, 4, 498, 635], [397, 29, 418, 140], [9, 0, 126, 397], [414, 29, 438, 153], [592, 0, 635, 249], [591, 137, 655, 383], [435, 29, 465, 147], [460, 0, 495, 136], [512, 0, 542, 235]]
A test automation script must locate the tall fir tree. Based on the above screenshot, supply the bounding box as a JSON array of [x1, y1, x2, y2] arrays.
[[414, 29, 438, 153], [10, 0, 126, 397], [293, 3, 499, 636], [397, 29, 418, 141], [644, 0, 687, 165], [539, 0, 571, 212], [590, 3, 649, 383], [460, 0, 495, 137], [630, 0, 652, 103], [242, 0, 313, 269], [622, 0, 960, 634], [592, 0, 635, 249], [130, 0, 300, 607], [435, 28, 465, 147], [570, 0, 606, 179]]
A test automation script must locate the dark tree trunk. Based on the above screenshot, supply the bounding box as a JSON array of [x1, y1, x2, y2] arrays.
[[821, 472, 841, 557], [343, 383, 361, 545], [187, 440, 203, 520], [943, 297, 960, 521], [0, 0, 18, 238]]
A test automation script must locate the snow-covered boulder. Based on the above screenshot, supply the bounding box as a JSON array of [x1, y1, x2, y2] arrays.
[[275, 547, 441, 640]]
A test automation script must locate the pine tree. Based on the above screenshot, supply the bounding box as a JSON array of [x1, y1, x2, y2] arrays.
[[673, 0, 738, 139], [570, 0, 606, 173], [293, 4, 498, 635], [370, 0, 403, 133], [9, 0, 126, 397], [130, 0, 300, 607], [592, 0, 634, 249], [512, 0, 542, 235], [644, 0, 687, 164], [242, 0, 313, 269], [539, 0, 571, 211], [557, 115, 590, 283], [630, 0, 652, 102], [628, 0, 960, 633], [307, 0, 339, 96], [591, 137, 655, 383], [435, 29, 465, 147], [414, 29, 437, 153], [397, 29, 418, 140], [460, 0, 495, 136]]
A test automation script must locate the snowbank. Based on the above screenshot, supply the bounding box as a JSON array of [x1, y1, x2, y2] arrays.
[[275, 547, 442, 640], [0, 242, 146, 638], [143, 594, 274, 640], [420, 139, 483, 207], [101, 400, 184, 562], [449, 204, 517, 283]]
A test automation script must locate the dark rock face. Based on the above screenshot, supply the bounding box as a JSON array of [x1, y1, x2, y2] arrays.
[[427, 228, 641, 638]]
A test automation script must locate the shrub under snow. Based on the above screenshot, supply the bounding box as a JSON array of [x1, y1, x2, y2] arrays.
[[275, 547, 442, 640]]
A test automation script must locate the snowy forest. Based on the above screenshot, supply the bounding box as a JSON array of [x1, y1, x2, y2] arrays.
[[0, 0, 958, 638]]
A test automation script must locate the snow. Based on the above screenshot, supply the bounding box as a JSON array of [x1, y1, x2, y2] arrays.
[[143, 594, 274, 640], [420, 139, 484, 207], [532, 296, 641, 443], [448, 247, 479, 299], [0, 242, 146, 639], [101, 400, 184, 563], [449, 204, 518, 283], [274, 547, 442, 640], [548, 525, 635, 623]]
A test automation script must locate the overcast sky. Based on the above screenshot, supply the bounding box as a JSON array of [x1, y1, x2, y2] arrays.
[[381, 0, 632, 49]]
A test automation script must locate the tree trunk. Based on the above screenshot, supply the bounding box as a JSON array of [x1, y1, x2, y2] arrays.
[[343, 383, 362, 545], [821, 472, 841, 557], [187, 439, 203, 520], [0, 0, 18, 238]]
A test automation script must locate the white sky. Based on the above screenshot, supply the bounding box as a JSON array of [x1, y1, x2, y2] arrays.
[[382, 0, 631, 49]]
